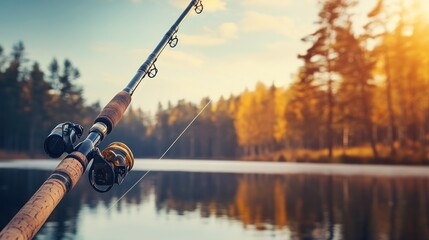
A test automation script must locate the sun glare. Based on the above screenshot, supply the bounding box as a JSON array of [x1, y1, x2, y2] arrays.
[[415, 0, 429, 19], [422, 1, 429, 13]]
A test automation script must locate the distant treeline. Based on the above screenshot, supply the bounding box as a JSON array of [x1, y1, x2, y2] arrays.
[[1, 0, 429, 162], [0, 42, 99, 157]]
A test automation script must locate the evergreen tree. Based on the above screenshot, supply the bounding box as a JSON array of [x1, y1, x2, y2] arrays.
[[365, 0, 396, 155], [212, 96, 237, 158], [285, 74, 324, 150], [334, 23, 379, 158], [0, 42, 26, 150], [48, 58, 84, 124], [26, 62, 52, 155], [298, 0, 349, 158]]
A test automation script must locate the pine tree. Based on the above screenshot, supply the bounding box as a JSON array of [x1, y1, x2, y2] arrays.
[[365, 0, 396, 155], [334, 23, 379, 158], [26, 63, 51, 155], [285, 73, 324, 150], [298, 0, 350, 158], [48, 58, 84, 124], [0, 42, 26, 150]]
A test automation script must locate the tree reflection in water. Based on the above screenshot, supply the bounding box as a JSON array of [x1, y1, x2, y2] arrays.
[[0, 169, 428, 239]]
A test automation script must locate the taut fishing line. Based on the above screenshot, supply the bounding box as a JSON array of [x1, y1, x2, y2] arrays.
[[106, 99, 212, 211]]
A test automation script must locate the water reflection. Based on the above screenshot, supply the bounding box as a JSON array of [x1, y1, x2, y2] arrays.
[[0, 168, 428, 239]]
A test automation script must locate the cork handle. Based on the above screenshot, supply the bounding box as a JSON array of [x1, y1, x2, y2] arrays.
[[0, 152, 87, 240], [95, 91, 131, 134]]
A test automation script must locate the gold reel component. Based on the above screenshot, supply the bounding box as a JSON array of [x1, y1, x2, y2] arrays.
[[102, 142, 134, 171]]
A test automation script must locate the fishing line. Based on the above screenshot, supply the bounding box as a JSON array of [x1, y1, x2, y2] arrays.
[[106, 98, 212, 211]]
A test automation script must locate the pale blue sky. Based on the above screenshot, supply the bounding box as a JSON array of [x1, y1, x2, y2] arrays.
[[0, 0, 375, 113]]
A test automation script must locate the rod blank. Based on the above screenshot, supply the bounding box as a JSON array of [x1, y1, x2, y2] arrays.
[[124, 0, 200, 95]]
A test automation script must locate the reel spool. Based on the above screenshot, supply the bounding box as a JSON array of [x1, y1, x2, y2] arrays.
[[44, 122, 84, 158], [88, 142, 134, 193]]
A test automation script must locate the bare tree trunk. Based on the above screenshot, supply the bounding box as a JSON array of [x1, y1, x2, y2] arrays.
[[243, 145, 249, 157], [250, 145, 256, 158], [384, 50, 396, 156], [342, 125, 349, 155], [319, 130, 325, 151], [398, 102, 407, 148], [419, 121, 426, 158], [361, 88, 379, 159], [189, 133, 195, 158], [368, 121, 379, 159], [355, 62, 380, 159], [327, 79, 334, 159], [29, 122, 35, 158]]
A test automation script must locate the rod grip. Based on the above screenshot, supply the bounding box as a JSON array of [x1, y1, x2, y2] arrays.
[[95, 90, 131, 134], [0, 152, 88, 240]]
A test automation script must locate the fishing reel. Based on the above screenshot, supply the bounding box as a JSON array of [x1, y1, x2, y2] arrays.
[[44, 122, 84, 158], [88, 142, 134, 193]]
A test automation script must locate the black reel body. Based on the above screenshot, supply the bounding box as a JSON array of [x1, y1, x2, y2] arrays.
[[88, 142, 134, 193], [44, 122, 84, 158]]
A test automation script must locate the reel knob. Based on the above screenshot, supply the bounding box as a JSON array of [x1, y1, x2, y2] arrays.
[[88, 142, 134, 193], [102, 142, 134, 171]]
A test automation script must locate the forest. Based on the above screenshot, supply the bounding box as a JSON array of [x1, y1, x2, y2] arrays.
[[0, 0, 428, 163]]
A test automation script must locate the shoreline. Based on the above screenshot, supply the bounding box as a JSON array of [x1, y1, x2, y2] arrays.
[[1, 148, 428, 166], [2, 159, 429, 176]]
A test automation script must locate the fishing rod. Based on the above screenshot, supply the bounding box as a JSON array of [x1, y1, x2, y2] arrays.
[[0, 1, 203, 239]]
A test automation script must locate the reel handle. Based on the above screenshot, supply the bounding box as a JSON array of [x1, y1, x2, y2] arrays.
[[94, 91, 131, 134]]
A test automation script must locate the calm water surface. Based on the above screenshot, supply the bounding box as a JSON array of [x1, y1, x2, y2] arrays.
[[0, 160, 428, 240]]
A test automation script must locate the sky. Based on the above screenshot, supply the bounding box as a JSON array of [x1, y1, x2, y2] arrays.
[[0, 0, 376, 114]]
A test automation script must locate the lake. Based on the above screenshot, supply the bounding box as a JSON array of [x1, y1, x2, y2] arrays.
[[0, 160, 429, 240]]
